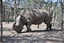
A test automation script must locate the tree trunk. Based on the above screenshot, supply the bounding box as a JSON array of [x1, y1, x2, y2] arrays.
[[60, 0, 63, 30], [0, 0, 3, 42], [14, 0, 18, 21]]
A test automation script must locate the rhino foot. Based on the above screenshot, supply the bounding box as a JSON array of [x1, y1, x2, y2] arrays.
[[45, 28, 52, 31], [49, 29, 52, 31], [26, 29, 32, 32]]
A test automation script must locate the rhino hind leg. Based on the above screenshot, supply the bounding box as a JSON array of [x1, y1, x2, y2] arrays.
[[45, 22, 52, 31], [49, 23, 52, 30], [47, 23, 52, 30]]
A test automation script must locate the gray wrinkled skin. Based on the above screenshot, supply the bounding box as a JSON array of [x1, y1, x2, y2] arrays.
[[13, 8, 53, 33]]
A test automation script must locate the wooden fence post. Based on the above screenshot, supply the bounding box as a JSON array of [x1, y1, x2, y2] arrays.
[[0, 0, 3, 42]]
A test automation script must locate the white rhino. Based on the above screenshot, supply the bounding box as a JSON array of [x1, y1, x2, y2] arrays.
[[13, 8, 54, 33]]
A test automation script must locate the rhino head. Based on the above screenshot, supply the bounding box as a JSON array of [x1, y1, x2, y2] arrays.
[[13, 15, 24, 33]]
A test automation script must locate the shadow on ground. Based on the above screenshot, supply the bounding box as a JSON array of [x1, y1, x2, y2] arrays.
[[22, 28, 62, 33], [0, 28, 63, 43]]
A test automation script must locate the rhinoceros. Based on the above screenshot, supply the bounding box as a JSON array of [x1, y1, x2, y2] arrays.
[[13, 8, 54, 33]]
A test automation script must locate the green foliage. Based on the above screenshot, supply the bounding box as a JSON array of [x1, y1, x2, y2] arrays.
[[2, 0, 63, 22]]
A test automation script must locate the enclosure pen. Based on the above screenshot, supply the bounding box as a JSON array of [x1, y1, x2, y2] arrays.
[[0, 0, 64, 43]]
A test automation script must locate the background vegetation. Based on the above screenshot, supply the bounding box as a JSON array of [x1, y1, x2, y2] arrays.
[[0, 0, 64, 23]]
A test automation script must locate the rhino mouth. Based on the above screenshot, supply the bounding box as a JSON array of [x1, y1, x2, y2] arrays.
[[13, 23, 22, 33]]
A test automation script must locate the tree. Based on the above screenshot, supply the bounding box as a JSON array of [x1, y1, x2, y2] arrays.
[[13, 0, 21, 21], [60, 0, 64, 30], [2, 0, 13, 23], [0, 0, 3, 42]]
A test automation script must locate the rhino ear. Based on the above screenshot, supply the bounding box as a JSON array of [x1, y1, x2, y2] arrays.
[[20, 15, 25, 20], [20, 15, 27, 23]]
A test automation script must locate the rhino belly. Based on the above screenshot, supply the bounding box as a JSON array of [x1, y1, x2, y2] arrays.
[[33, 18, 44, 24]]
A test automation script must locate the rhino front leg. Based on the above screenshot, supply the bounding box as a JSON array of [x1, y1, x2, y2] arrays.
[[26, 23, 32, 32], [38, 24, 39, 28]]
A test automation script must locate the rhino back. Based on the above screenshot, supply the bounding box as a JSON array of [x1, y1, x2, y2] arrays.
[[31, 9, 48, 24], [20, 9, 48, 24]]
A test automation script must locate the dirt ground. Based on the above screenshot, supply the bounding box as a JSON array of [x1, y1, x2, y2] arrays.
[[0, 22, 64, 43]]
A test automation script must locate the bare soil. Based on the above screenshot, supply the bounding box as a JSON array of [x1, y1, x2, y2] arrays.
[[0, 22, 64, 43]]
